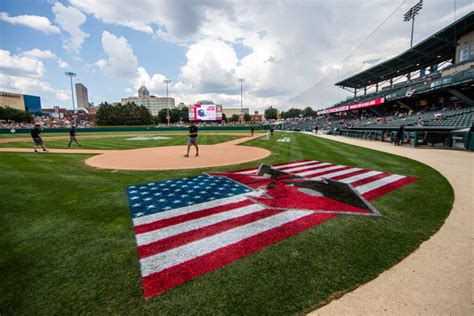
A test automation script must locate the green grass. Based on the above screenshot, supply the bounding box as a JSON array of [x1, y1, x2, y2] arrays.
[[0, 135, 240, 150], [0, 130, 262, 138], [0, 132, 453, 315]]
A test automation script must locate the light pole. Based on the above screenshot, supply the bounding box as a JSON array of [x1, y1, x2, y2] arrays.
[[238, 78, 245, 124], [65, 72, 77, 125], [163, 79, 171, 125], [404, 0, 423, 49]]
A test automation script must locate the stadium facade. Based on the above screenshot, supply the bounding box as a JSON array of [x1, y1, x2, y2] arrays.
[[289, 12, 474, 149], [0, 91, 42, 114]]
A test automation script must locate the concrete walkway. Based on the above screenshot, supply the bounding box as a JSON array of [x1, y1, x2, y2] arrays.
[[309, 134, 473, 315]]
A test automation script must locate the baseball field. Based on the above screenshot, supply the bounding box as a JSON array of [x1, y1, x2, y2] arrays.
[[0, 131, 453, 314]]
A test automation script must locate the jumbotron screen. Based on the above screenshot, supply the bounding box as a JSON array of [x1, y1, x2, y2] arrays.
[[189, 104, 223, 121]]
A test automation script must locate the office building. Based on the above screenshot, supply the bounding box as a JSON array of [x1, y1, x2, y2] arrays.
[[75, 83, 89, 108], [0, 91, 41, 113], [121, 86, 175, 116]]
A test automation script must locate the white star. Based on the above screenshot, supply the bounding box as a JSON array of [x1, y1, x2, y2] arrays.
[[166, 180, 172, 183], [159, 199, 166, 202], [148, 183, 155, 186], [168, 193, 175, 196], [139, 186, 146, 189], [208, 197, 216, 201], [186, 201, 193, 205], [218, 188, 224, 191], [154, 192, 162, 196], [194, 186, 200, 188], [171, 184, 176, 187], [132, 203, 141, 207], [227, 193, 233, 196], [163, 188, 169, 191], [135, 211, 144, 216], [172, 200, 181, 204], [144, 197, 152, 201], [182, 185, 188, 188], [129, 186, 136, 188], [150, 187, 158, 191], [231, 188, 237, 191], [200, 191, 206, 194], [159, 184, 165, 186], [163, 206, 171, 210], [181, 194, 189, 198], [140, 192, 148, 195], [175, 189, 181, 192], [129, 190, 137, 194], [130, 197, 139, 200], [205, 187, 211, 189], [146, 204, 155, 209], [194, 195, 201, 199]]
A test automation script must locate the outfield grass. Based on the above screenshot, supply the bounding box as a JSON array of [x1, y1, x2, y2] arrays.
[[0, 135, 240, 150], [0, 132, 453, 315], [0, 130, 262, 138]]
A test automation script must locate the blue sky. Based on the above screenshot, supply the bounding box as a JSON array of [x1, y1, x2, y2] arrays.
[[0, 0, 472, 111]]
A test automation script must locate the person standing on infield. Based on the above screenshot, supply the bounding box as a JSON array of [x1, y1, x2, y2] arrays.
[[68, 125, 81, 147], [251, 126, 255, 137], [184, 122, 199, 157], [31, 123, 48, 153]]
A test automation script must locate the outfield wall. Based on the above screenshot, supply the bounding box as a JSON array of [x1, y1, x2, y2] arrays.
[[0, 126, 269, 134]]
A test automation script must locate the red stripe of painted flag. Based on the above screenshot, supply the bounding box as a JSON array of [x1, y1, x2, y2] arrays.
[[142, 211, 338, 298]]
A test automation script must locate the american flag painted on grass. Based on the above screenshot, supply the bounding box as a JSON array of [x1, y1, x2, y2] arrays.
[[127, 160, 415, 298]]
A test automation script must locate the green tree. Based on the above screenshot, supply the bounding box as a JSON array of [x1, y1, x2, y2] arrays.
[[96, 102, 153, 125], [230, 114, 240, 122], [221, 113, 227, 122], [302, 106, 315, 117], [243, 113, 251, 122], [157, 108, 168, 124], [0, 106, 33, 122], [286, 108, 303, 118], [264, 106, 278, 120]]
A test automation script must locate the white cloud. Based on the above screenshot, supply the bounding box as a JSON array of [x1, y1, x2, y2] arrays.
[[0, 12, 60, 34], [69, 0, 234, 42], [57, 59, 70, 69], [52, 2, 89, 54], [0, 49, 45, 77], [22, 49, 57, 59], [97, 31, 139, 78], [0, 49, 71, 106]]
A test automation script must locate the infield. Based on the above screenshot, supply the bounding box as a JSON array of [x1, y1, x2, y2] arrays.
[[0, 132, 453, 315]]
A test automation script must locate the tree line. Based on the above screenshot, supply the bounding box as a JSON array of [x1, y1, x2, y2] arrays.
[[0, 106, 33, 123], [264, 106, 316, 120]]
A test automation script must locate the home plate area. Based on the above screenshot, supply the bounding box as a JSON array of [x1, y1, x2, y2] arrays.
[[126, 160, 416, 298]]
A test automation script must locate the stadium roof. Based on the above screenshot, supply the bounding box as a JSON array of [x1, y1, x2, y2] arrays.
[[335, 12, 474, 89]]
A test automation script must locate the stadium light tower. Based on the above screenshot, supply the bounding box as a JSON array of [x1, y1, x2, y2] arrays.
[[404, 0, 423, 49], [238, 78, 245, 124], [65, 72, 77, 125], [163, 79, 171, 125]]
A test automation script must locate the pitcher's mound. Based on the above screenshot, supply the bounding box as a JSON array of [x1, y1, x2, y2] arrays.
[[85, 144, 271, 170]]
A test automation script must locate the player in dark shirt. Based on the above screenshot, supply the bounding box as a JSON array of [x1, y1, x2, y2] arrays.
[[31, 124, 48, 153], [184, 122, 199, 157], [68, 125, 81, 147]]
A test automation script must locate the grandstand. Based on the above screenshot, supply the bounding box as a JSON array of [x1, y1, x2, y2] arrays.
[[292, 12, 474, 150]]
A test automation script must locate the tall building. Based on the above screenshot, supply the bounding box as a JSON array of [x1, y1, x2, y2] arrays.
[[0, 91, 41, 113], [75, 83, 89, 108], [121, 86, 175, 116], [138, 86, 150, 97]]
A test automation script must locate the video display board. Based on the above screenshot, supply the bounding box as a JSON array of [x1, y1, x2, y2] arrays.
[[189, 104, 223, 121]]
